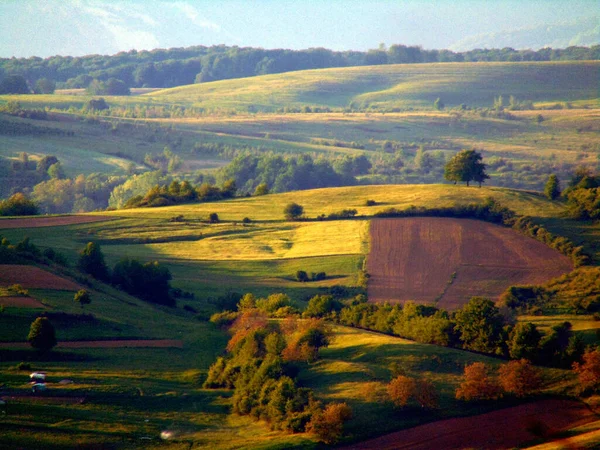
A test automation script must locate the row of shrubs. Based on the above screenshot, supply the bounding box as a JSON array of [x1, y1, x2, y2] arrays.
[[373, 198, 588, 266], [123, 179, 237, 208]]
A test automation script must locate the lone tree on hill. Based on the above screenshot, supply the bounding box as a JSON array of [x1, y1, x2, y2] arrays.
[[444, 149, 489, 187], [74, 289, 91, 309], [545, 174, 561, 200], [284, 202, 304, 221], [27, 317, 57, 353]]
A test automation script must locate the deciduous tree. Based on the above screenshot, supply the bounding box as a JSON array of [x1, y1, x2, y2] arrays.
[[498, 359, 542, 397], [27, 317, 57, 353], [456, 362, 502, 401], [444, 149, 489, 187]]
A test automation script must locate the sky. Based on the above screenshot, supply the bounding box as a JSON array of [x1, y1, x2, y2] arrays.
[[0, 0, 598, 58]]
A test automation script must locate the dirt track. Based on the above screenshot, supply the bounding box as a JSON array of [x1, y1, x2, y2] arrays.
[[346, 399, 596, 450], [0, 296, 46, 308], [0, 215, 111, 229], [0, 265, 82, 291], [0, 339, 184, 349], [367, 218, 573, 309]]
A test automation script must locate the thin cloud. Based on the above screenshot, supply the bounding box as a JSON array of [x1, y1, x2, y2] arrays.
[[171, 2, 221, 31]]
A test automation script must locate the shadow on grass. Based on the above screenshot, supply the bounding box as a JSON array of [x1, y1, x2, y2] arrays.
[[0, 349, 96, 363]]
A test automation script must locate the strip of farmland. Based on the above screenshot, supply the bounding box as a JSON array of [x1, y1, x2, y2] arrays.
[[367, 217, 573, 310]]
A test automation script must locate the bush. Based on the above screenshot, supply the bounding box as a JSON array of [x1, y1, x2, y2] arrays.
[[27, 317, 57, 353], [498, 359, 542, 397], [306, 402, 352, 444], [284, 202, 304, 220], [209, 212, 220, 223], [296, 270, 309, 282], [456, 362, 502, 401]]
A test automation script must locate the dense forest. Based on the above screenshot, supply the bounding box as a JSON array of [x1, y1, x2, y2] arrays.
[[1, 44, 599, 91]]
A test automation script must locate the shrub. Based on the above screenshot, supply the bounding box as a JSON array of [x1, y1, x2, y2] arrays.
[[306, 402, 352, 444], [498, 359, 542, 397], [73, 289, 91, 309], [77, 242, 110, 281], [284, 202, 304, 220], [455, 362, 502, 401], [209, 212, 220, 223], [296, 270, 309, 282], [573, 348, 600, 394], [388, 375, 416, 407]]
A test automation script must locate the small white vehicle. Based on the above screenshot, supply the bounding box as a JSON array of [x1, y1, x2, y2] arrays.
[[30, 372, 46, 382]]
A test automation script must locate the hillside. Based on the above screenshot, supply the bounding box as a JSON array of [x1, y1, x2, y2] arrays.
[[147, 61, 600, 111]]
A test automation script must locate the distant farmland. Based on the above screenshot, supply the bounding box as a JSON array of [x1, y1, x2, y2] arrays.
[[367, 218, 573, 309]]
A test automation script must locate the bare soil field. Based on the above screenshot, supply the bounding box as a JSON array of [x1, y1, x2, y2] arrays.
[[0, 265, 81, 290], [0, 296, 46, 308], [347, 399, 596, 450], [0, 215, 110, 229], [0, 339, 184, 349], [367, 218, 573, 309]]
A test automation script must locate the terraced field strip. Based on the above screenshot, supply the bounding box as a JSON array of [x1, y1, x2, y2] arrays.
[[347, 399, 596, 450], [0, 296, 46, 308], [0, 215, 113, 229], [0, 339, 184, 349], [0, 265, 81, 290], [367, 218, 573, 309]]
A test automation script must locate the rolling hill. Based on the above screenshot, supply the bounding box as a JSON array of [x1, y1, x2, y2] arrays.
[[147, 61, 600, 111]]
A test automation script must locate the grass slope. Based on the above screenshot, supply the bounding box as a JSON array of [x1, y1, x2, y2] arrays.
[[148, 61, 600, 111]]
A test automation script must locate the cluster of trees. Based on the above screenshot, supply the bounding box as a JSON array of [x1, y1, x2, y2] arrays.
[[0, 192, 38, 216], [1, 44, 598, 92], [313, 295, 586, 368], [216, 153, 357, 195], [502, 267, 600, 314], [205, 308, 351, 443], [78, 242, 174, 306], [122, 179, 236, 209]]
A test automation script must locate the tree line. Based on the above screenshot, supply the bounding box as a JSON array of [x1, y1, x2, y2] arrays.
[[1, 44, 598, 92]]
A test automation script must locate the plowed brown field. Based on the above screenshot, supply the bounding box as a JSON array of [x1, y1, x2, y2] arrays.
[[0, 296, 46, 308], [0, 265, 81, 291], [0, 215, 110, 229], [347, 399, 595, 450], [367, 218, 573, 309]]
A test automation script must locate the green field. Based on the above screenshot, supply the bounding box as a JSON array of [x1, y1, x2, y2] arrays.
[[147, 61, 600, 111]]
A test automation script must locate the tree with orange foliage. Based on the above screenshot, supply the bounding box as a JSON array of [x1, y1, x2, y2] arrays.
[[573, 348, 600, 393], [456, 362, 502, 401], [498, 359, 542, 397], [307, 402, 353, 444], [388, 375, 438, 409], [388, 375, 416, 407]]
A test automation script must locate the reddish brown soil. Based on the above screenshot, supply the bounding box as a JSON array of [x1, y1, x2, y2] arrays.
[[0, 265, 82, 291], [347, 399, 596, 450], [0, 339, 184, 349], [0, 296, 46, 308], [0, 215, 110, 229], [367, 218, 573, 309]]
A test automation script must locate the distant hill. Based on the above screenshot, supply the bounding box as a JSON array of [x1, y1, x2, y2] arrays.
[[451, 16, 600, 51], [147, 61, 600, 111]]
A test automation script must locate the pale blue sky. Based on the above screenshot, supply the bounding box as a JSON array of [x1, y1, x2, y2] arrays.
[[0, 0, 598, 58]]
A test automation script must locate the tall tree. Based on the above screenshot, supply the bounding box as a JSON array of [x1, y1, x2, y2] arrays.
[[545, 174, 561, 200], [454, 297, 506, 354], [444, 149, 489, 187], [78, 242, 110, 281], [27, 317, 57, 353]]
